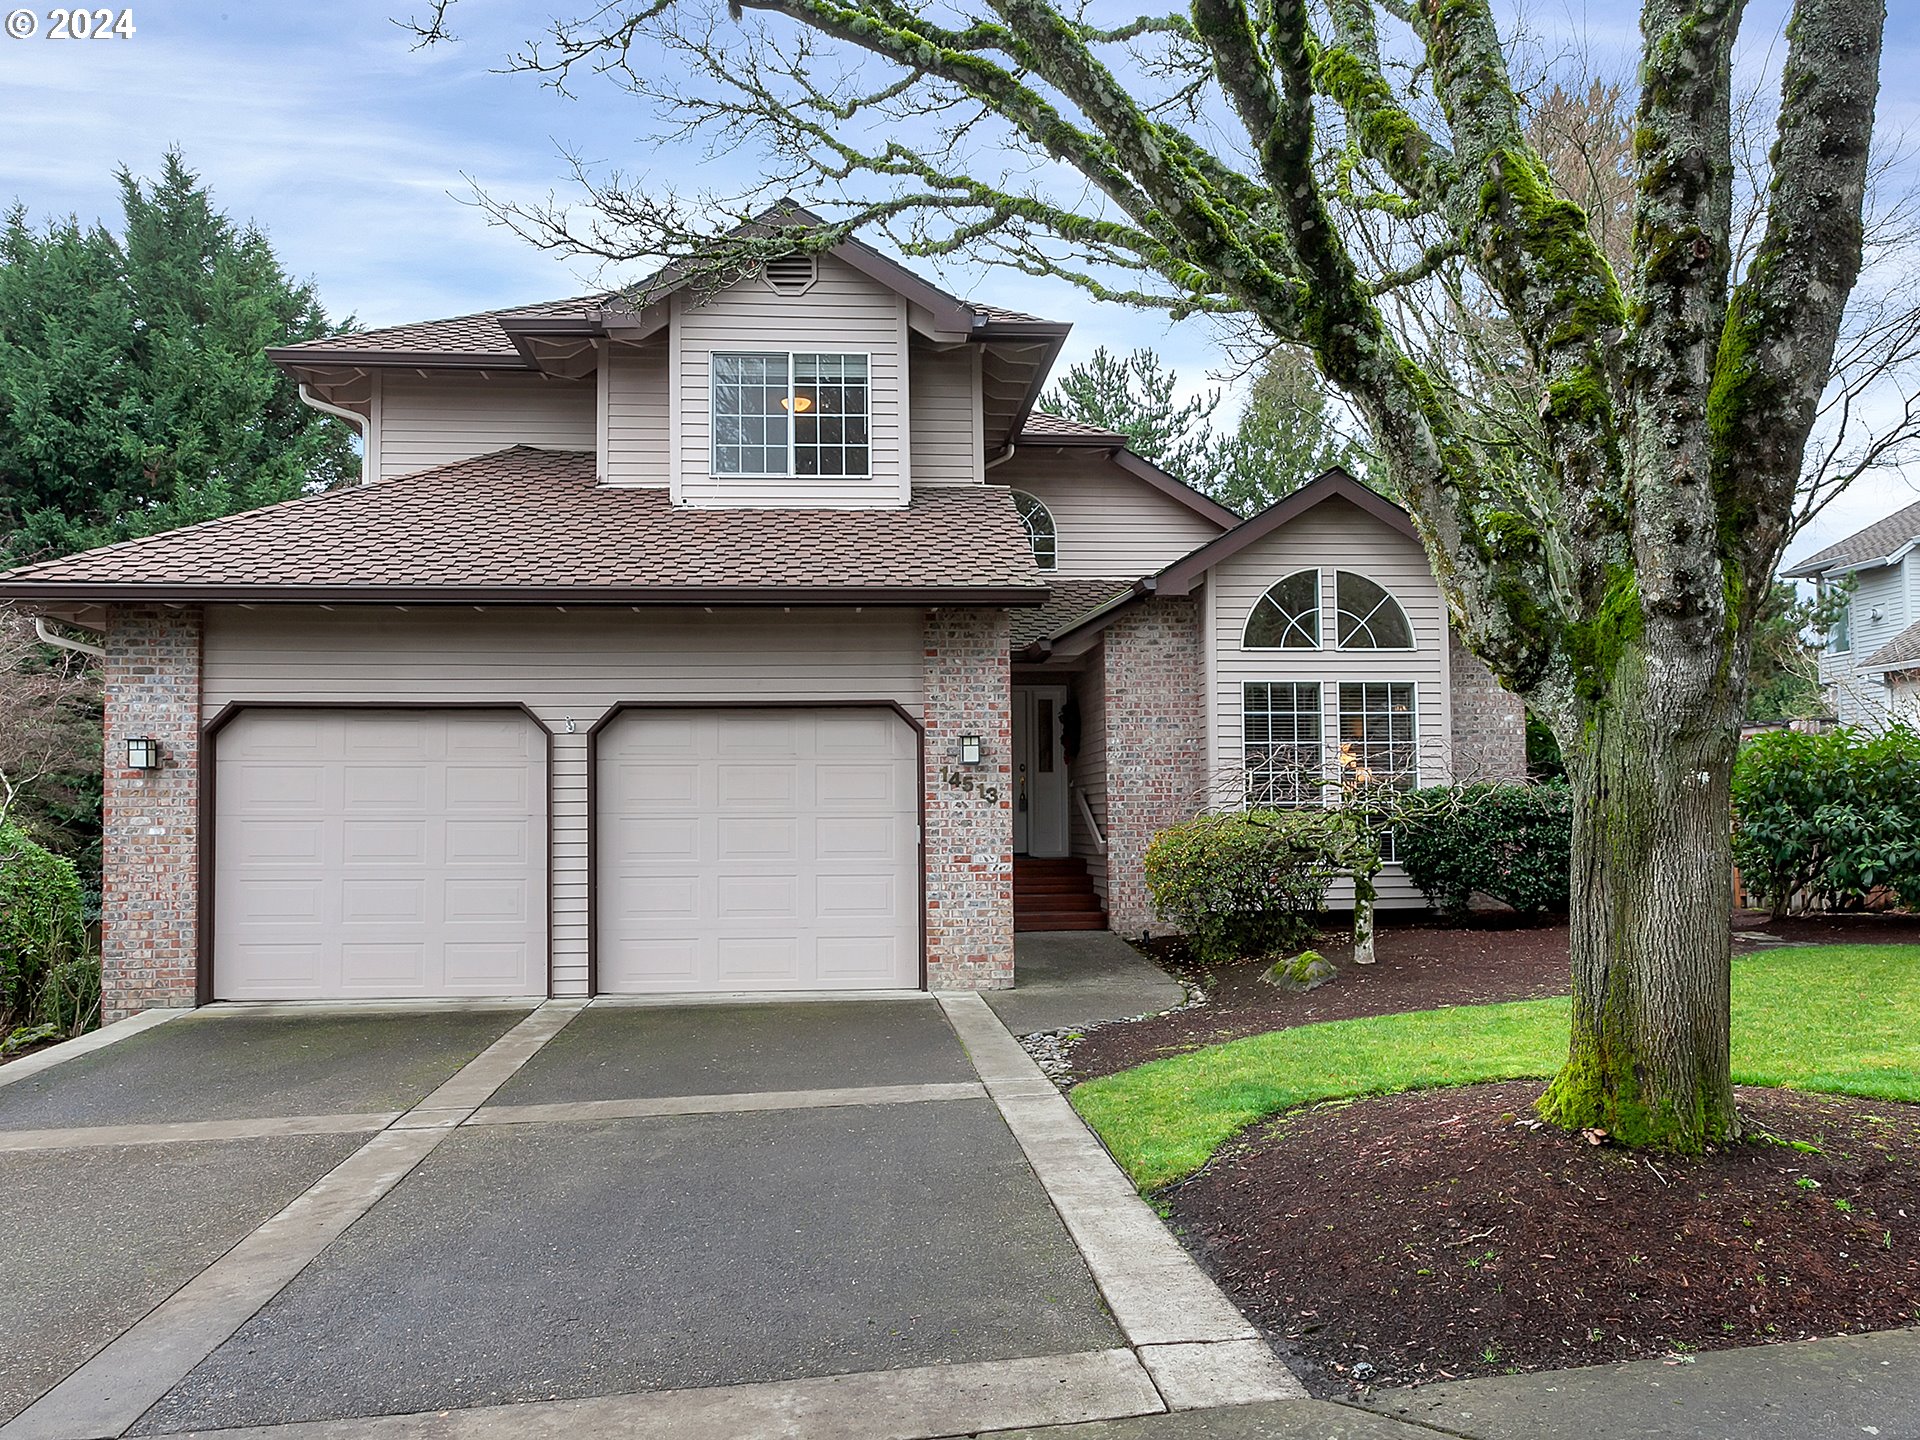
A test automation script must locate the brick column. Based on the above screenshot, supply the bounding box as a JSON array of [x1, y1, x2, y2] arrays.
[[1448, 629, 1528, 782], [1103, 598, 1207, 937], [922, 608, 1014, 990], [102, 605, 203, 1018]]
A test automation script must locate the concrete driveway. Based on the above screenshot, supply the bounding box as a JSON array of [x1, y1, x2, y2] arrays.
[[0, 989, 1294, 1440]]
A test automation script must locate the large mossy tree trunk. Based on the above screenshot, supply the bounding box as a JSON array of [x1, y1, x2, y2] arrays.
[[1540, 651, 1743, 1146]]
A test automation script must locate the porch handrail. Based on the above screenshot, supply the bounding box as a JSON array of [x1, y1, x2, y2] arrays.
[[1073, 786, 1108, 855]]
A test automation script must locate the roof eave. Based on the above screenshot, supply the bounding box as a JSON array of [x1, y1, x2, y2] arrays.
[[0, 581, 1053, 607], [268, 348, 533, 372]]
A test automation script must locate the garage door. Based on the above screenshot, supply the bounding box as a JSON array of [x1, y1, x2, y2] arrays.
[[213, 709, 547, 1000], [597, 708, 919, 992]]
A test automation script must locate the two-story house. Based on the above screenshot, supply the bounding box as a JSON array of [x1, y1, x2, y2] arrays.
[[0, 209, 1525, 1019], [1784, 499, 1920, 726]]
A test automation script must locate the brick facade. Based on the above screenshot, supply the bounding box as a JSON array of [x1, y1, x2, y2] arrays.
[[1101, 598, 1207, 936], [102, 605, 203, 1019], [1448, 629, 1528, 782], [922, 607, 1015, 989]]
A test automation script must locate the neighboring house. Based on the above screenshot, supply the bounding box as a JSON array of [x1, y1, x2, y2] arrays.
[[0, 208, 1524, 1019], [1783, 498, 1920, 727]]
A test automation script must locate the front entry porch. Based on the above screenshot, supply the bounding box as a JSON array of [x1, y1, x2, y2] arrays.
[[1012, 683, 1108, 932]]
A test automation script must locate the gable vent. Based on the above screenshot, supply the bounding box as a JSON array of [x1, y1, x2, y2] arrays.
[[763, 253, 819, 296]]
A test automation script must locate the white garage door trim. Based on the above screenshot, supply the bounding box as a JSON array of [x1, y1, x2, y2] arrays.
[[590, 702, 925, 995], [206, 704, 550, 1002]]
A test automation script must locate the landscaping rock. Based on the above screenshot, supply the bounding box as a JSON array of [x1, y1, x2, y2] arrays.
[[1262, 950, 1337, 992]]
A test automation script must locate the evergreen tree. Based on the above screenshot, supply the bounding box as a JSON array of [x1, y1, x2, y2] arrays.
[[1043, 343, 1367, 515], [0, 151, 357, 564]]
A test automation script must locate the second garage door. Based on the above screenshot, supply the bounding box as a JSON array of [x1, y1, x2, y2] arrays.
[[213, 709, 547, 1000], [597, 707, 920, 993]]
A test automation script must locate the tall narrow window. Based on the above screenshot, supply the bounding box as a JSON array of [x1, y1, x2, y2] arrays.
[[712, 354, 789, 476], [1244, 570, 1320, 648], [1338, 681, 1418, 858], [1013, 491, 1057, 570], [712, 352, 869, 477], [1334, 572, 1414, 649], [1244, 682, 1323, 808]]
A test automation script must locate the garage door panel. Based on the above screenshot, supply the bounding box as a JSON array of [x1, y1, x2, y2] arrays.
[[598, 708, 917, 993], [717, 818, 799, 860], [215, 710, 546, 1001], [233, 819, 327, 865], [339, 879, 426, 923]]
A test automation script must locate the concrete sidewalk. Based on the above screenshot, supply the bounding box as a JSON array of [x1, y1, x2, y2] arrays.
[[981, 1323, 1920, 1439], [988, 931, 1186, 1036]]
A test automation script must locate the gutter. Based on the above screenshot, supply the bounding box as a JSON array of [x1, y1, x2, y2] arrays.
[[33, 617, 104, 659], [297, 384, 371, 485]]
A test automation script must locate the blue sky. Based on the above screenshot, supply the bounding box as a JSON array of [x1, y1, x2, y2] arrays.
[[2, 1, 1917, 562]]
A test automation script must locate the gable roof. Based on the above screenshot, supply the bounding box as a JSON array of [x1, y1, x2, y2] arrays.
[[1011, 413, 1242, 530], [1019, 468, 1416, 658], [270, 203, 1067, 371], [0, 448, 1051, 607], [1782, 497, 1920, 578]]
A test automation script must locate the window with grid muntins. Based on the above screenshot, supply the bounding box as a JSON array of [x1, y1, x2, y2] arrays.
[[712, 352, 870, 477], [1243, 681, 1323, 808], [1338, 681, 1418, 859]]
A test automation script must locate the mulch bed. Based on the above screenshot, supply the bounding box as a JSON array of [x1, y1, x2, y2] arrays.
[[1165, 1082, 1920, 1397], [1064, 909, 1920, 1084]]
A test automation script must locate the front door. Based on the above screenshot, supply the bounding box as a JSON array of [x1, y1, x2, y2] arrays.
[[1013, 684, 1070, 857]]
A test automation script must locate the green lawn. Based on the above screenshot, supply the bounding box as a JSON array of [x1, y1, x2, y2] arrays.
[[1071, 944, 1920, 1192]]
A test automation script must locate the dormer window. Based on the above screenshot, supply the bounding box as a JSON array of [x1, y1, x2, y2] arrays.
[[713, 352, 870, 477]]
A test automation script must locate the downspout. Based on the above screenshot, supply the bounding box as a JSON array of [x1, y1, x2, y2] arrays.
[[986, 443, 1017, 470], [34, 617, 105, 660], [298, 383, 370, 485]]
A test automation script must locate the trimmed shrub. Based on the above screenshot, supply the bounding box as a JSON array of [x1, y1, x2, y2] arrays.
[[1144, 809, 1343, 965], [1732, 724, 1920, 913], [0, 822, 87, 1031], [1394, 782, 1574, 918]]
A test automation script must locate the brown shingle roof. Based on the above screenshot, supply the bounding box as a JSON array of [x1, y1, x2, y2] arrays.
[[1009, 578, 1139, 649], [0, 448, 1051, 605], [272, 292, 1063, 369], [1783, 497, 1920, 577], [1862, 619, 1920, 671], [272, 296, 612, 362], [1019, 411, 1126, 443]]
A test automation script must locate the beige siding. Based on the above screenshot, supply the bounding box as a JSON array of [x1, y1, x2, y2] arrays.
[[995, 453, 1226, 579], [202, 606, 927, 998], [376, 373, 595, 480], [909, 345, 981, 486], [674, 256, 907, 508], [1068, 658, 1109, 903], [602, 339, 670, 487], [1206, 496, 1450, 906]]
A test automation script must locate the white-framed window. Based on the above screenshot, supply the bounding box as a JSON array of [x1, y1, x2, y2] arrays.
[[1243, 681, 1323, 808], [711, 351, 870, 477], [1244, 569, 1321, 649], [1334, 572, 1415, 649], [1013, 491, 1057, 571], [1338, 680, 1419, 860]]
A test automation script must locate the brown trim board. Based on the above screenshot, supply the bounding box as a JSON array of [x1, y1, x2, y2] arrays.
[[584, 700, 929, 997], [197, 702, 555, 1006]]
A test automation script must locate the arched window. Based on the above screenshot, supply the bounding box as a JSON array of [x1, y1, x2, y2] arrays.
[[1243, 569, 1321, 648], [1335, 571, 1415, 649], [1013, 491, 1057, 571]]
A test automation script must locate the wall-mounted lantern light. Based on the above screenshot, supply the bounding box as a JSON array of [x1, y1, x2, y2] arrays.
[[959, 734, 983, 766], [125, 737, 162, 771]]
